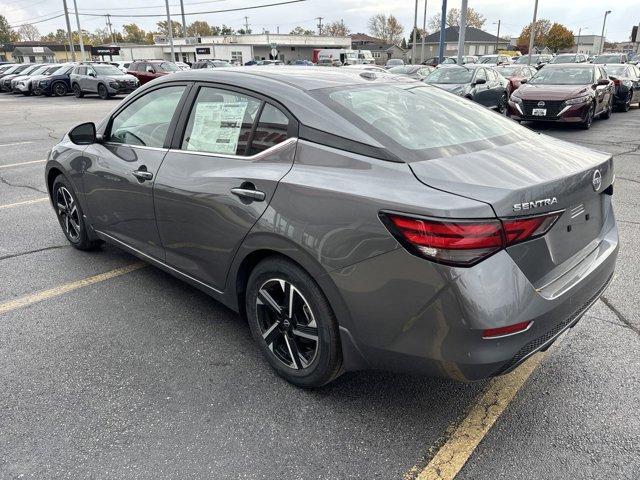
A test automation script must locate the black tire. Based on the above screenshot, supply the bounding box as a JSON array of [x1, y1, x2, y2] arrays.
[[580, 103, 595, 129], [601, 97, 613, 119], [97, 83, 109, 100], [22, 90, 31, 96], [245, 257, 342, 388], [52, 82, 68, 97], [497, 93, 508, 115], [622, 90, 632, 112], [72, 84, 84, 98], [51, 175, 102, 251]]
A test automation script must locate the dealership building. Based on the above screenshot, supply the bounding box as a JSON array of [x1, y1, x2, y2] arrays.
[[106, 33, 351, 64]]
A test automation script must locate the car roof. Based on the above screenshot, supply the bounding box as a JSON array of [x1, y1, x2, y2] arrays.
[[543, 63, 595, 68]]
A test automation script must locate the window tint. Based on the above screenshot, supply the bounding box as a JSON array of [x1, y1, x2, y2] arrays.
[[182, 87, 261, 155], [108, 86, 185, 147], [248, 104, 290, 155]]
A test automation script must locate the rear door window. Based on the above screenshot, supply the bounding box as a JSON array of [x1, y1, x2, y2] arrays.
[[248, 104, 290, 155]]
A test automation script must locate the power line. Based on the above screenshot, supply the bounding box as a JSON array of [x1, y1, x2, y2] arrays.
[[9, 14, 66, 28], [78, 0, 229, 12]]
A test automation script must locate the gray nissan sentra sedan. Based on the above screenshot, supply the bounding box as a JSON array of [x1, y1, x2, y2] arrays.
[[45, 67, 618, 387]]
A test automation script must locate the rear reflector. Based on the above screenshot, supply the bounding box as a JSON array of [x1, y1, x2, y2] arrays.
[[483, 321, 532, 339], [380, 211, 562, 267]]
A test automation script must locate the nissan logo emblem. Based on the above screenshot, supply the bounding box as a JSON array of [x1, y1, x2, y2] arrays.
[[592, 169, 602, 192], [537, 101, 545, 107]]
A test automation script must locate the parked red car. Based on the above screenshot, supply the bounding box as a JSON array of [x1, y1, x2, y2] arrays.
[[508, 64, 614, 129], [495, 65, 538, 94], [127, 60, 180, 85]]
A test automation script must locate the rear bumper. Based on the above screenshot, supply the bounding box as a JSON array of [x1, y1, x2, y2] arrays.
[[329, 203, 618, 381], [508, 100, 591, 123]]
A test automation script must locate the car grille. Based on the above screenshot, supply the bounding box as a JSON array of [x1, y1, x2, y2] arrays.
[[493, 272, 613, 376], [521, 100, 565, 117]]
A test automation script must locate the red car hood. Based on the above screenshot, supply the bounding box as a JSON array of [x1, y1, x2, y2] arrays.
[[515, 83, 590, 100]]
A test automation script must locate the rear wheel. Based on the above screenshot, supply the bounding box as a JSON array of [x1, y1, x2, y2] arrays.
[[245, 257, 342, 388], [22, 90, 31, 96], [580, 103, 595, 129], [52, 175, 102, 251], [497, 93, 508, 115], [621, 90, 632, 112], [72, 84, 83, 98], [53, 82, 68, 97], [97, 84, 110, 100]]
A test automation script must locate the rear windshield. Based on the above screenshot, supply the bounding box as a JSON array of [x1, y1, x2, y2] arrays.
[[157, 62, 179, 72], [603, 65, 628, 76], [478, 56, 497, 64], [93, 65, 124, 75], [515, 55, 538, 64], [424, 68, 474, 84], [550, 55, 577, 64], [594, 55, 621, 64], [496, 66, 524, 76], [529, 67, 594, 85], [315, 84, 528, 161]]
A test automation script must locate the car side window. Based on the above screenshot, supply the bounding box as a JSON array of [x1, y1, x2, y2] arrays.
[[475, 68, 487, 82], [181, 87, 262, 156], [107, 86, 186, 148], [247, 104, 290, 156], [87, 67, 96, 76]]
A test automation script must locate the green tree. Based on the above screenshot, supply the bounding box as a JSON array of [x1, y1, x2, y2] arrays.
[[546, 23, 574, 52], [187, 20, 213, 37], [123, 24, 147, 44], [220, 25, 234, 35], [41, 29, 69, 43], [236, 28, 252, 35], [0, 15, 18, 43], [290, 26, 314, 35], [156, 20, 182, 37], [517, 19, 552, 50]]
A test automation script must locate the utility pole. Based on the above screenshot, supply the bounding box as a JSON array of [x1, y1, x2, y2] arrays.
[[62, 0, 76, 61], [527, 0, 539, 65], [164, 0, 176, 61], [494, 19, 501, 54], [316, 17, 323, 36], [412, 0, 418, 63], [105, 14, 115, 44], [576, 27, 587, 53], [456, 0, 467, 64], [600, 10, 611, 54], [72, 0, 85, 61], [420, 0, 427, 63], [244, 16, 250, 33], [437, 0, 447, 63], [178, 0, 186, 62]]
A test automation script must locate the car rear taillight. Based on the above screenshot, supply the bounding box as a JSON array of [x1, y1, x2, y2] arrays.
[[380, 211, 561, 267], [482, 321, 532, 339], [612, 79, 620, 87]]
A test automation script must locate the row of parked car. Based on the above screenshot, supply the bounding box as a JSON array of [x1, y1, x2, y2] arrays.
[[1, 57, 638, 130]]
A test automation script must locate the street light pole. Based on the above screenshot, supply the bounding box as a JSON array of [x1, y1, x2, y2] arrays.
[[437, 0, 447, 63], [164, 0, 176, 61], [72, 0, 85, 61], [412, 0, 418, 63], [527, 0, 539, 65], [576, 27, 587, 53], [62, 0, 76, 62], [420, 0, 427, 63], [457, 0, 467, 65], [494, 19, 501, 54], [600, 10, 611, 54]]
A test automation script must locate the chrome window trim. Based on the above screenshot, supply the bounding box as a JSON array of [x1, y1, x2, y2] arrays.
[[103, 141, 168, 152], [168, 136, 297, 160]]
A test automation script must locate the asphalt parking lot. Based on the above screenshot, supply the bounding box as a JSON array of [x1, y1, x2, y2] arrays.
[[0, 93, 639, 479]]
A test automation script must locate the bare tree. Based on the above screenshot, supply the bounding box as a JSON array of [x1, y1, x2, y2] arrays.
[[367, 14, 404, 45], [17, 24, 40, 41], [324, 20, 349, 37], [428, 7, 486, 31]]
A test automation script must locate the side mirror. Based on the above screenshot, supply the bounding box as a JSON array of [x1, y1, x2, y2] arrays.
[[474, 78, 487, 85], [88, 71, 96, 77], [520, 78, 528, 84], [146, 66, 155, 73], [69, 122, 97, 145], [597, 78, 610, 86]]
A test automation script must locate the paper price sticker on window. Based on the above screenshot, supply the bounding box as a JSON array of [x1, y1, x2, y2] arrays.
[[186, 101, 248, 154]]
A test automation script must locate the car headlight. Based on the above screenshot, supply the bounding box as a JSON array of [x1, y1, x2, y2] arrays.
[[511, 94, 523, 104], [40, 80, 50, 86], [109, 81, 119, 88], [564, 95, 590, 105]]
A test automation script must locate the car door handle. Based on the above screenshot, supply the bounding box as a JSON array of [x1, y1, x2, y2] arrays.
[[231, 187, 266, 202], [132, 169, 153, 181]]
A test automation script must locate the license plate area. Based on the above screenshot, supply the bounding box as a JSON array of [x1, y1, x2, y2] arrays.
[[532, 108, 547, 116]]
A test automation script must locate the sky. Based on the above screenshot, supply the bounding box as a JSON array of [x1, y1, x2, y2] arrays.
[[3, 0, 639, 43]]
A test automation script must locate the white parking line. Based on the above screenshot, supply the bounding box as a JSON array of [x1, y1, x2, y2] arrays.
[[0, 159, 46, 169], [0, 141, 34, 147], [0, 198, 49, 209]]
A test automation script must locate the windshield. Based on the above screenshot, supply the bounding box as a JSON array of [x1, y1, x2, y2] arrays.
[[603, 65, 628, 76], [320, 84, 526, 160], [30, 65, 51, 75], [441, 58, 457, 64], [44, 65, 62, 74], [594, 55, 621, 64], [496, 66, 524, 76], [386, 59, 403, 66], [157, 62, 179, 72], [528, 67, 594, 85], [515, 55, 538, 64], [388, 66, 414, 74], [550, 55, 577, 64], [424, 68, 474, 84], [479, 56, 497, 64], [93, 65, 125, 75], [21, 65, 41, 75]]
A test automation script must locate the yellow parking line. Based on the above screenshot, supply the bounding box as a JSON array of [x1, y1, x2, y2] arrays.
[[0, 159, 46, 169], [410, 353, 545, 480], [0, 197, 49, 209], [0, 262, 146, 315]]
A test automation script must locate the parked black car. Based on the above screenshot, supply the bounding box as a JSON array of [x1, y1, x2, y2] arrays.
[[423, 64, 509, 113], [603, 63, 640, 111], [37, 64, 77, 97]]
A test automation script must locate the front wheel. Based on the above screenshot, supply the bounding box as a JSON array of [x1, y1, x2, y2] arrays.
[[580, 103, 595, 129], [97, 84, 110, 100], [52, 175, 102, 251], [601, 98, 613, 119], [245, 257, 342, 388], [621, 90, 632, 112], [72, 84, 84, 98], [53, 82, 68, 97], [22, 90, 31, 96]]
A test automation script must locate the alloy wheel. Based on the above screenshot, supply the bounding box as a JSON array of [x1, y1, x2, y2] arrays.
[[53, 83, 67, 96], [255, 278, 319, 370], [55, 186, 81, 242]]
